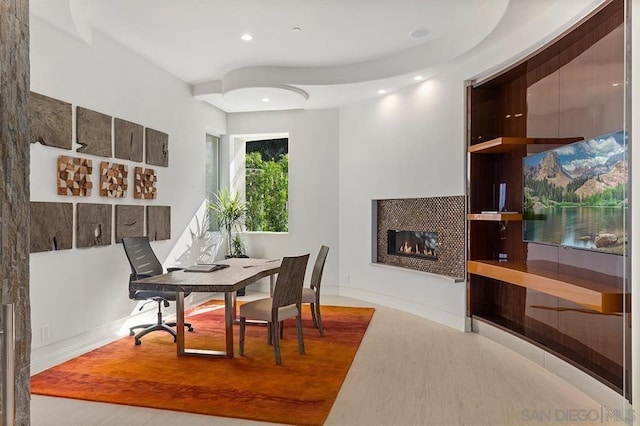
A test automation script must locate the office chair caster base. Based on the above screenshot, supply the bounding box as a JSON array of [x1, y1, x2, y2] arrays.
[[165, 321, 194, 332]]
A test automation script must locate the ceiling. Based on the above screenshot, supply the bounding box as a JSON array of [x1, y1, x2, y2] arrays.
[[29, 0, 602, 113]]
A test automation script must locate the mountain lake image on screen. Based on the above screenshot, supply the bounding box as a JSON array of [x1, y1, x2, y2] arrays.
[[523, 130, 628, 255]]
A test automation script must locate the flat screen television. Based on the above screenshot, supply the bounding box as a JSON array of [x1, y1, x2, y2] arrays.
[[523, 130, 627, 255]]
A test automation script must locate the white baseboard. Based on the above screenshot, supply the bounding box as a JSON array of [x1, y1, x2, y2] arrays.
[[336, 286, 466, 331], [31, 320, 125, 375], [31, 293, 218, 375]]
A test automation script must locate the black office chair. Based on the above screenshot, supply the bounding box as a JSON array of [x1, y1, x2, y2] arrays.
[[122, 236, 193, 345]]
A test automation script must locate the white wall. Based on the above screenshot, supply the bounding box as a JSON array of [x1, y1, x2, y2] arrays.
[[29, 18, 226, 372], [335, 0, 609, 331], [223, 110, 340, 291], [338, 76, 468, 330]]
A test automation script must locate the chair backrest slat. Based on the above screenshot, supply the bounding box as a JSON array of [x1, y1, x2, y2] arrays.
[[272, 254, 310, 309]]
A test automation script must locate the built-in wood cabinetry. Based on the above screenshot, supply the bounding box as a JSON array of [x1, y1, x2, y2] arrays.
[[467, 0, 630, 396]]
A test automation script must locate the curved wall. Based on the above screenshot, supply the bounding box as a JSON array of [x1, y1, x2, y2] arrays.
[[336, 1, 609, 330]]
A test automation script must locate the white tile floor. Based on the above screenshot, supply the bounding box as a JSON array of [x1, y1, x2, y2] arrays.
[[31, 295, 615, 425]]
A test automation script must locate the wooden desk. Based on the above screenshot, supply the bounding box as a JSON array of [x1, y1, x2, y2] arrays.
[[132, 257, 281, 358]]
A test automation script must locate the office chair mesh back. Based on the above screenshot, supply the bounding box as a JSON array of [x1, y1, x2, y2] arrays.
[[122, 236, 164, 298]]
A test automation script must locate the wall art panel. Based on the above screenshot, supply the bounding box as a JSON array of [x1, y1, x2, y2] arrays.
[[134, 166, 157, 199], [76, 106, 112, 157], [29, 202, 73, 253], [76, 203, 112, 248], [145, 128, 169, 167], [58, 155, 93, 196], [99, 161, 128, 198], [147, 205, 171, 241], [114, 118, 143, 162], [29, 92, 72, 149], [115, 205, 144, 243]]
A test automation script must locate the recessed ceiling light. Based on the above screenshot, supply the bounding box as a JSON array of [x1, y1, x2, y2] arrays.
[[377, 89, 387, 95], [410, 28, 430, 39], [262, 98, 270, 102], [292, 27, 302, 32], [241, 33, 253, 41], [413, 75, 424, 81]]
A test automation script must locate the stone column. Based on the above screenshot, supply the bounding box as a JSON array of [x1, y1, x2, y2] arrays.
[[0, 0, 31, 423]]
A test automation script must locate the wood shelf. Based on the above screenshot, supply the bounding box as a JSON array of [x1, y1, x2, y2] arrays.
[[468, 137, 531, 153], [467, 260, 624, 313], [468, 213, 522, 221], [468, 136, 583, 154]]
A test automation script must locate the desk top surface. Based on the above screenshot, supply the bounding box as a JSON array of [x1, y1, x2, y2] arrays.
[[132, 257, 281, 293]]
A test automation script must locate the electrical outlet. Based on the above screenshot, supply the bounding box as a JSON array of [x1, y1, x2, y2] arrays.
[[41, 325, 50, 341]]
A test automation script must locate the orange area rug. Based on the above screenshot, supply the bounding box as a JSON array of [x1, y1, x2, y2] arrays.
[[31, 302, 374, 425]]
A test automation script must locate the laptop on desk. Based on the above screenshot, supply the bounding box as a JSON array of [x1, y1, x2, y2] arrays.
[[184, 264, 230, 273]]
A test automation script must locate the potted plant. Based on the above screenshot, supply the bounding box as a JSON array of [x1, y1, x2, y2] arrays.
[[231, 234, 247, 258], [208, 188, 247, 258]]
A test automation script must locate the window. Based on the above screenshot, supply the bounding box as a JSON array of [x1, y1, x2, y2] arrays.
[[206, 134, 220, 231], [245, 138, 288, 232]]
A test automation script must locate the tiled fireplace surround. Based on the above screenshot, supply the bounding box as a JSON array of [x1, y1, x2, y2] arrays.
[[374, 196, 465, 280]]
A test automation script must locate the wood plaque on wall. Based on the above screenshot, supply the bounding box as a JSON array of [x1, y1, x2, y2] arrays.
[[147, 205, 171, 241], [115, 205, 144, 243], [29, 202, 73, 253], [99, 161, 128, 198], [57, 155, 93, 196], [76, 203, 112, 248], [114, 118, 143, 162], [76, 106, 112, 157], [30, 92, 72, 149], [145, 128, 169, 167]]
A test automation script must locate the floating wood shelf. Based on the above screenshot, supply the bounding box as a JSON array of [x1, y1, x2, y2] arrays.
[[468, 137, 583, 154], [467, 213, 522, 221], [467, 260, 624, 313]]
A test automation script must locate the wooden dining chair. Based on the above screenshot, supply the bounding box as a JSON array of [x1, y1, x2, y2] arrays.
[[301, 245, 329, 335], [238, 253, 309, 365]]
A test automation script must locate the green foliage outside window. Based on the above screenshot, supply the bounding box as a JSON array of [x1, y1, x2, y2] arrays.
[[246, 151, 288, 232]]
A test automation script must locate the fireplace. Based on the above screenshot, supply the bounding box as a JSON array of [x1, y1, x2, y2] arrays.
[[387, 230, 439, 260], [375, 196, 464, 278]]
